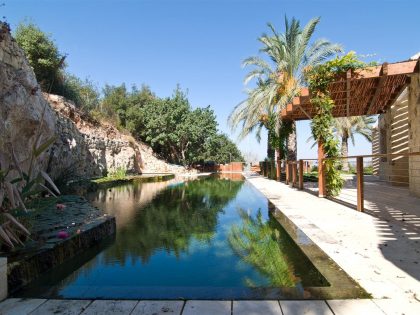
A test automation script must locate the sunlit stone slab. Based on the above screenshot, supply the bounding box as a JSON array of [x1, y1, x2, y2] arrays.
[[30, 299, 92, 315], [131, 300, 183, 315], [0, 298, 46, 315], [80, 300, 138, 315], [233, 300, 282, 315], [327, 299, 385, 315], [373, 298, 420, 315], [183, 300, 231, 315], [280, 300, 333, 315]]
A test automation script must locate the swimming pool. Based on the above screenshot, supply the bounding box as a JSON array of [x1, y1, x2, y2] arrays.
[[16, 174, 362, 299]]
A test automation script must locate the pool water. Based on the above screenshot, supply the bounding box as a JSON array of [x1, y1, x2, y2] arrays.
[[17, 174, 329, 299]]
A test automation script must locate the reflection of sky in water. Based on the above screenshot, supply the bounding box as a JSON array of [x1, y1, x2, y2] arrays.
[[19, 175, 327, 299]]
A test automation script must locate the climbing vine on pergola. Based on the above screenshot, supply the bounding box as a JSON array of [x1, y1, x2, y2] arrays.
[[305, 52, 372, 196], [279, 53, 419, 198]]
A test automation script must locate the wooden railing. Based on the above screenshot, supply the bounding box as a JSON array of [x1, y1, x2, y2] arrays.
[[259, 151, 420, 213]]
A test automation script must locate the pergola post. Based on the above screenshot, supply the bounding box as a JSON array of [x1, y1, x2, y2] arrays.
[[292, 162, 297, 187], [299, 159, 304, 190], [356, 156, 364, 211], [276, 158, 281, 182], [318, 141, 326, 197], [285, 161, 290, 184]]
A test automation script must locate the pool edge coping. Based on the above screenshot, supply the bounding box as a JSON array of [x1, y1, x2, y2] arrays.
[[246, 176, 371, 300]]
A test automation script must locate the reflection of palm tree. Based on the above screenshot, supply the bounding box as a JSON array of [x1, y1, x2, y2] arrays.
[[228, 209, 297, 287]]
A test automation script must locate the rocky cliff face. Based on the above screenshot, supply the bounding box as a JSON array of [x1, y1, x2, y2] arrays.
[[46, 93, 189, 179], [0, 23, 56, 176], [0, 22, 189, 181]]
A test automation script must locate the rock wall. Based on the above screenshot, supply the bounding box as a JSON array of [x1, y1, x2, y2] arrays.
[[0, 23, 56, 176], [46, 94, 189, 180], [0, 22, 190, 182]]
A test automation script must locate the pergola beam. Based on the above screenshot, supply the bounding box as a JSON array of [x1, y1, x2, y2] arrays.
[[346, 69, 351, 117], [354, 60, 418, 78], [366, 63, 388, 115], [280, 59, 419, 121]]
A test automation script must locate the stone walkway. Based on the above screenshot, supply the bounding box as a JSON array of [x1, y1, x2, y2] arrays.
[[247, 175, 420, 314], [1, 175, 420, 314], [0, 298, 412, 314], [305, 175, 420, 233]]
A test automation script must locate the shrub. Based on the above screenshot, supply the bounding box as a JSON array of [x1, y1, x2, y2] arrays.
[[108, 166, 127, 179], [15, 22, 65, 94]]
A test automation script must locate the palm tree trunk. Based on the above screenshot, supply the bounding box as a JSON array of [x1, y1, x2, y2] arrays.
[[267, 130, 275, 160], [286, 121, 297, 161], [275, 148, 282, 181], [341, 136, 349, 171]]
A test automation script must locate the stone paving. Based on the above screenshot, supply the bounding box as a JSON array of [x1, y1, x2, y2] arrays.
[[1, 298, 414, 315], [1, 175, 420, 314]]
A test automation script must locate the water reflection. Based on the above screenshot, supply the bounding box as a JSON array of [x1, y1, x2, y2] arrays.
[[90, 175, 244, 263], [16, 174, 329, 299], [229, 209, 297, 287]]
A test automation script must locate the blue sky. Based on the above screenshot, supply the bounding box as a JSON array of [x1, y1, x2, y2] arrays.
[[4, 0, 419, 160]]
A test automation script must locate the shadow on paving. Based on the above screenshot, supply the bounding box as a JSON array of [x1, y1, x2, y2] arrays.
[[304, 176, 420, 282]]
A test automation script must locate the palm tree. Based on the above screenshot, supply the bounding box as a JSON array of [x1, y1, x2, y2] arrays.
[[229, 17, 342, 161], [334, 116, 376, 171]]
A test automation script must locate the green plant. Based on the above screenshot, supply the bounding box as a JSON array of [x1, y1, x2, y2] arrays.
[[15, 22, 66, 94], [305, 52, 373, 196], [0, 102, 59, 249], [363, 165, 373, 175], [0, 140, 60, 249], [108, 166, 127, 180]]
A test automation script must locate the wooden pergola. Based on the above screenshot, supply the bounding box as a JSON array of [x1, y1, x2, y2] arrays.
[[280, 58, 420, 199], [281, 59, 419, 120]]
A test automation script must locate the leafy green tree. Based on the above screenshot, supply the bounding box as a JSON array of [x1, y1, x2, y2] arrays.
[[127, 84, 155, 109], [101, 84, 130, 126], [127, 87, 221, 166], [201, 134, 244, 164], [101, 84, 156, 127], [61, 74, 100, 111], [180, 106, 218, 164], [127, 89, 190, 163], [15, 22, 66, 94]]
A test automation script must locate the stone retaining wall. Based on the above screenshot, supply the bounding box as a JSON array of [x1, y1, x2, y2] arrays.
[[7, 215, 116, 294]]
